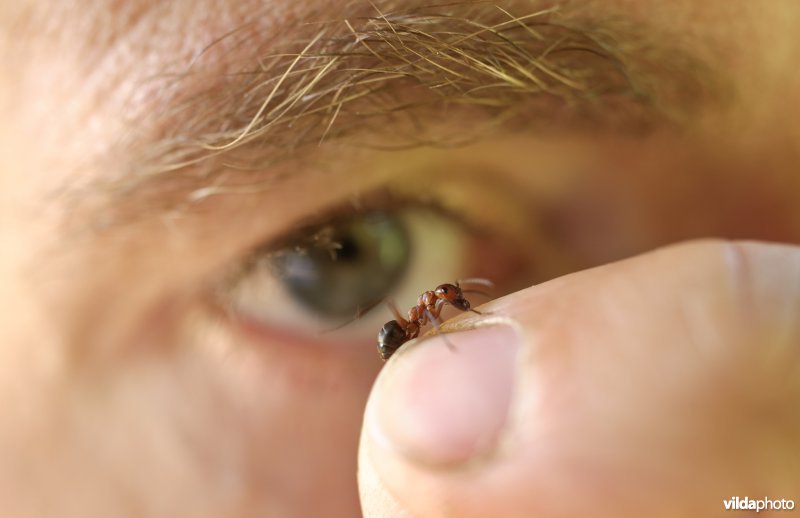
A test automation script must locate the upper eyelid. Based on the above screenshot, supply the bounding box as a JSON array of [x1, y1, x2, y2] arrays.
[[248, 189, 464, 257]]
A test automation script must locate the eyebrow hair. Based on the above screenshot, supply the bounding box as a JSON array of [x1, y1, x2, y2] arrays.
[[113, 0, 722, 209]]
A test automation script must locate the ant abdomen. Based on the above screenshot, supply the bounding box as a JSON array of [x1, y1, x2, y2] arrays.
[[377, 320, 406, 360]]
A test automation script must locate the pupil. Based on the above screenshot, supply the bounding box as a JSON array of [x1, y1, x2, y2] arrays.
[[272, 211, 411, 318], [335, 236, 360, 261]]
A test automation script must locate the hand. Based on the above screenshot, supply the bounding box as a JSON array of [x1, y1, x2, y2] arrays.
[[359, 240, 800, 517]]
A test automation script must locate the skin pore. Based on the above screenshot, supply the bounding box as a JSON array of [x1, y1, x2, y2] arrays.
[[1, 1, 799, 517]]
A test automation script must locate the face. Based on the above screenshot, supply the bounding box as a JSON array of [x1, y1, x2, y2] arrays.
[[1, 1, 799, 516]]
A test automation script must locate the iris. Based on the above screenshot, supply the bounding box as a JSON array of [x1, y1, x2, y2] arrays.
[[270, 211, 411, 318]]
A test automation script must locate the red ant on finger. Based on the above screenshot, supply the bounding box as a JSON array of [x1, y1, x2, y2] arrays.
[[377, 278, 493, 361]]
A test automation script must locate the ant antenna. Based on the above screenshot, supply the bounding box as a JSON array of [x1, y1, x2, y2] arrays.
[[455, 277, 495, 289], [461, 288, 492, 299], [388, 300, 406, 325], [457, 278, 493, 313]]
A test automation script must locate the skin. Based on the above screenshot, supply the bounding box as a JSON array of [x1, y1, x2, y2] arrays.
[[0, 1, 799, 517]]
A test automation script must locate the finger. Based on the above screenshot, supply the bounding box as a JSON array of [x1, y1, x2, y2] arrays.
[[358, 240, 800, 518]]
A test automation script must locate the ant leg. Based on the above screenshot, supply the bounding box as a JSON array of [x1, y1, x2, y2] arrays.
[[321, 297, 384, 333], [434, 297, 446, 314], [445, 291, 489, 316], [430, 297, 486, 323], [388, 299, 409, 328], [425, 308, 456, 352], [431, 298, 447, 322], [441, 293, 486, 316]]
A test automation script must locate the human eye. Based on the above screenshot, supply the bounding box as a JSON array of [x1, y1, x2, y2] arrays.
[[219, 186, 539, 347]]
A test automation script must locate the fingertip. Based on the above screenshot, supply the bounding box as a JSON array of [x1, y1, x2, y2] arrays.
[[367, 325, 522, 468]]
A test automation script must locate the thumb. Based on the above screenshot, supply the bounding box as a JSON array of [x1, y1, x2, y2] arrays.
[[358, 240, 800, 518]]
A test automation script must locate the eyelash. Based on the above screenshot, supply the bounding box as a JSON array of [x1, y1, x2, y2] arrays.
[[248, 190, 469, 260]]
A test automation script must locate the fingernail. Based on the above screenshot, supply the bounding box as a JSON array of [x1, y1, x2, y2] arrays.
[[369, 325, 521, 467]]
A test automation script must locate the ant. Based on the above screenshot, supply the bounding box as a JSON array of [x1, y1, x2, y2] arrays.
[[377, 278, 493, 361]]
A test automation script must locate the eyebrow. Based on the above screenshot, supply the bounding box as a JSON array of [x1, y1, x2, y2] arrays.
[[112, 0, 722, 208]]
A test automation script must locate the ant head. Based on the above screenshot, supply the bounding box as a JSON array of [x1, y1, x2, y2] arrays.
[[435, 283, 470, 311], [434, 283, 459, 300]]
